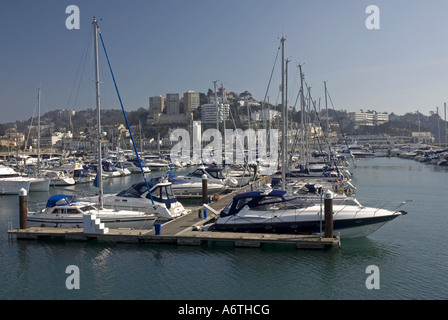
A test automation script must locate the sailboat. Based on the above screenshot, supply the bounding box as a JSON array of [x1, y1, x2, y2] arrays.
[[28, 18, 157, 230]]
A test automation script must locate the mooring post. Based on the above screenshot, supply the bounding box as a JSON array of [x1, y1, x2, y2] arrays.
[[324, 189, 334, 238], [202, 174, 208, 204], [19, 188, 28, 229]]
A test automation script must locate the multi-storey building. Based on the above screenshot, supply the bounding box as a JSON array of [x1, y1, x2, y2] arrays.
[[149, 96, 165, 116], [352, 111, 389, 127], [201, 102, 230, 124], [166, 93, 180, 114], [183, 91, 200, 112]]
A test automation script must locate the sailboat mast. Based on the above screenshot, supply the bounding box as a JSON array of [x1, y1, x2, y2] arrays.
[[299, 64, 305, 170], [280, 36, 286, 190], [324, 81, 329, 134], [93, 18, 103, 208], [37, 88, 41, 173]]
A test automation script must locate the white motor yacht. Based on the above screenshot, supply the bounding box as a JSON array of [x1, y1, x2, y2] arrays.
[[27, 194, 157, 229], [210, 189, 407, 238]]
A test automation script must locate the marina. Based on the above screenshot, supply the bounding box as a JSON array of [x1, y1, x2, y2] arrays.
[[1, 156, 447, 300], [1, 4, 448, 303]]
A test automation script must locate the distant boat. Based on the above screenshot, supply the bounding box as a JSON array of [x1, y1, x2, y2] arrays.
[[174, 165, 238, 189], [40, 169, 75, 186], [152, 170, 229, 196], [0, 165, 31, 195], [141, 155, 171, 169], [116, 160, 150, 173]]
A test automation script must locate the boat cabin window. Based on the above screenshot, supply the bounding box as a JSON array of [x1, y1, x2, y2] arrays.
[[235, 197, 253, 211], [221, 200, 233, 216], [206, 169, 223, 179], [116, 186, 141, 198], [187, 169, 204, 178], [80, 206, 96, 212], [51, 208, 82, 214], [251, 198, 310, 211], [147, 185, 174, 200]]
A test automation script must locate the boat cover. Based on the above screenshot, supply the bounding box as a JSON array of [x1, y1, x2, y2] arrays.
[[46, 194, 78, 207]]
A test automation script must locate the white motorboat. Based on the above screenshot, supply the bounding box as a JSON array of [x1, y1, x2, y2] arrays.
[[117, 160, 151, 173], [41, 169, 76, 186], [95, 180, 188, 220], [72, 167, 96, 184], [210, 189, 407, 238], [0, 165, 50, 194], [141, 155, 171, 169], [113, 162, 132, 176], [0, 165, 31, 194], [26, 176, 51, 192], [27, 194, 156, 229], [176, 166, 237, 189], [160, 170, 228, 195]]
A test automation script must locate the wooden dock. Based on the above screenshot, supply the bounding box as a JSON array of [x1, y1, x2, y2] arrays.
[[7, 183, 340, 250]]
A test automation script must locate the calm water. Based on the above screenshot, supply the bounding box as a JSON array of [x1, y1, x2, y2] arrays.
[[0, 157, 447, 300]]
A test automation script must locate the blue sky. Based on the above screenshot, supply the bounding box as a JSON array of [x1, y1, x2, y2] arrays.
[[1, 0, 448, 123]]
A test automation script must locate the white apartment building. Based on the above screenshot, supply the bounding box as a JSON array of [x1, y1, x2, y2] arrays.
[[353, 112, 389, 126], [201, 102, 230, 124]]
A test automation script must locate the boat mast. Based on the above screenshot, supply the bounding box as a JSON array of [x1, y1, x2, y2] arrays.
[[281, 36, 286, 190], [214, 80, 219, 132], [37, 88, 41, 173], [324, 81, 330, 163], [299, 64, 305, 170], [93, 17, 103, 208]]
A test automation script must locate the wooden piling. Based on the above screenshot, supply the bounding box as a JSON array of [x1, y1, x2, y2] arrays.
[[202, 173, 208, 204], [324, 189, 333, 238], [19, 188, 28, 229]]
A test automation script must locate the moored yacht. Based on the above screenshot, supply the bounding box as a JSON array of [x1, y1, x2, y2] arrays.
[[0, 165, 31, 195], [210, 189, 407, 238], [27, 194, 157, 229], [87, 179, 188, 221]]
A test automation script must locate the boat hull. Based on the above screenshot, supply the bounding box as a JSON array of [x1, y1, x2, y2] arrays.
[[212, 207, 403, 238], [0, 179, 31, 195], [29, 177, 50, 192], [27, 215, 156, 229]]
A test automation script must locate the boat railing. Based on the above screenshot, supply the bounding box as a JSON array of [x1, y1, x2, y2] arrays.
[[355, 197, 412, 213]]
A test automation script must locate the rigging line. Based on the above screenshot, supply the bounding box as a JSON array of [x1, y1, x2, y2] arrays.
[[306, 86, 340, 176], [262, 44, 281, 105], [66, 29, 92, 109], [97, 29, 155, 205], [326, 87, 357, 168]]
